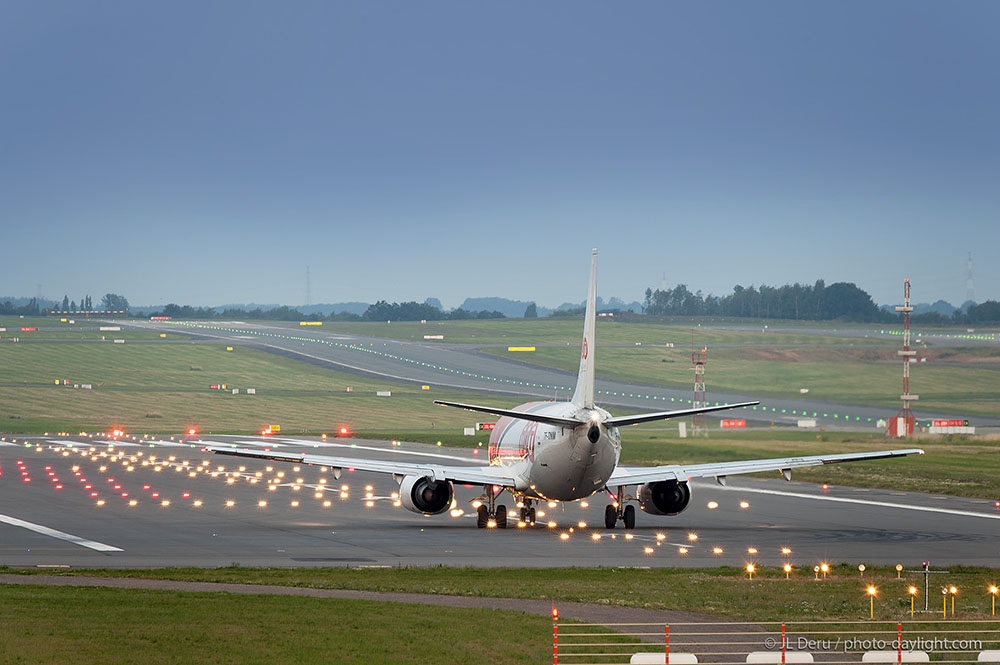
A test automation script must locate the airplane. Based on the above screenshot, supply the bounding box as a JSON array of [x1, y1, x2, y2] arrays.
[[208, 249, 923, 529]]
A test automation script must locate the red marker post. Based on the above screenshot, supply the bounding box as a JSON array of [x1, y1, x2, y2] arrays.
[[552, 608, 558, 665]]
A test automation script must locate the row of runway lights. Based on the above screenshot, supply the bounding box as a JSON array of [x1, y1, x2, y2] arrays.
[[8, 438, 785, 557], [8, 442, 820, 560], [13, 437, 998, 561]]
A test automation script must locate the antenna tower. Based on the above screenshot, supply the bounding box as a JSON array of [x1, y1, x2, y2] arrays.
[[305, 266, 311, 307], [691, 329, 708, 437], [888, 279, 918, 437], [966, 252, 974, 303]]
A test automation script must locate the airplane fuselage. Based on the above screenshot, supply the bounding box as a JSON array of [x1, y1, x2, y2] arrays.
[[488, 400, 621, 501]]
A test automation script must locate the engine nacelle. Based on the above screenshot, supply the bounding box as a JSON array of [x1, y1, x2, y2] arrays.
[[638, 480, 691, 516], [399, 475, 454, 515]]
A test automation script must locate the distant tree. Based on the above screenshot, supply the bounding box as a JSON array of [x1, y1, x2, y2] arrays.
[[964, 300, 1000, 323], [524, 302, 538, 318], [550, 306, 586, 317], [61, 295, 69, 310], [101, 293, 129, 311], [70, 300, 77, 310]]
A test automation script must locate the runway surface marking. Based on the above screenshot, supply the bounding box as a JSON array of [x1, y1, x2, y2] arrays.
[[274, 437, 486, 464], [711, 484, 1000, 521], [193, 437, 485, 464], [0, 513, 124, 552]]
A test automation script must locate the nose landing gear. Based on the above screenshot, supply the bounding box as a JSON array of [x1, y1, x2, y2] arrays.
[[518, 498, 536, 526]]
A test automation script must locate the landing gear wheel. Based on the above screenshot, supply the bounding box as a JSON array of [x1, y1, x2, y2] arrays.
[[477, 505, 489, 528], [495, 504, 508, 529], [623, 504, 636, 530], [604, 504, 617, 529], [527, 507, 536, 525]]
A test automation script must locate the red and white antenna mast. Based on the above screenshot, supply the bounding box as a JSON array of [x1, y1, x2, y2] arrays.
[[691, 329, 707, 437], [889, 279, 918, 437]]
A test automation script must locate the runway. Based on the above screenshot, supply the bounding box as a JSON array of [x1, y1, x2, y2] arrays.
[[2, 434, 997, 569], [118, 319, 1000, 429]]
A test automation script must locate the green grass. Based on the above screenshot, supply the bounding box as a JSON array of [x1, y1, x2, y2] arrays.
[[483, 345, 1000, 417], [0, 316, 89, 328], [9, 564, 1000, 621], [0, 342, 524, 433], [0, 583, 555, 665], [2, 330, 186, 339]]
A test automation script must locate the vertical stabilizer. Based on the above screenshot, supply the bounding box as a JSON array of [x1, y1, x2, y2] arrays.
[[571, 249, 598, 409]]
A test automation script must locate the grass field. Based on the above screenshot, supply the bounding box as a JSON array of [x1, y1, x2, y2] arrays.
[[9, 564, 1000, 620], [0, 342, 524, 433], [0, 584, 555, 665], [482, 344, 1000, 417]]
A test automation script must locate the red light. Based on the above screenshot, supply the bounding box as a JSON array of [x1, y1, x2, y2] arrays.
[[188, 428, 197, 436], [552, 608, 559, 619], [339, 427, 349, 436]]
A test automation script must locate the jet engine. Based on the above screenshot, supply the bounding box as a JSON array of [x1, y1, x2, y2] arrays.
[[638, 480, 691, 516], [399, 475, 454, 515]]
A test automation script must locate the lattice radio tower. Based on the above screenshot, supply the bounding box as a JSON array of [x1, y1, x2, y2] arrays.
[[691, 329, 708, 437], [305, 266, 311, 307], [967, 252, 975, 303], [888, 279, 918, 437]]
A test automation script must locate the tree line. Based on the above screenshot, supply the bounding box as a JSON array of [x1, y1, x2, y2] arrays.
[[643, 280, 886, 321], [147, 300, 507, 322], [1, 293, 128, 315]]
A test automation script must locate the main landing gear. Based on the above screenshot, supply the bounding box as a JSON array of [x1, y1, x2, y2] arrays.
[[604, 486, 636, 530], [476, 486, 508, 529]]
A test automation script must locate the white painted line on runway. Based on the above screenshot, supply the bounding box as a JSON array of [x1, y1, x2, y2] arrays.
[[0, 514, 123, 552], [275, 437, 487, 464], [708, 484, 1000, 521]]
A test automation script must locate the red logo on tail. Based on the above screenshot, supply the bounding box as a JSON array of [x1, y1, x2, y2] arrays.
[[582, 338, 588, 360]]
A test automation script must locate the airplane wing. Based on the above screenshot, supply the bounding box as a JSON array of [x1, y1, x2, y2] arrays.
[[206, 446, 519, 487], [605, 401, 759, 427], [433, 400, 582, 427], [608, 448, 924, 486]]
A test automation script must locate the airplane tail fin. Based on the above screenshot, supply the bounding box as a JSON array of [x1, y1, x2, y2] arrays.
[[571, 249, 598, 409]]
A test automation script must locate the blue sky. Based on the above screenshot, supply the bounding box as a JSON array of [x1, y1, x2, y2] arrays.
[[2, 1, 998, 309]]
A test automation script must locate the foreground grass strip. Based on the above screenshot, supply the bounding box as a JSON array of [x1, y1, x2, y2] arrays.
[[10, 565, 1000, 621], [0, 583, 553, 665]]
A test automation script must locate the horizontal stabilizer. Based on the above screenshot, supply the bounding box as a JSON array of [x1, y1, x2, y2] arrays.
[[605, 401, 760, 428], [433, 400, 582, 427]]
